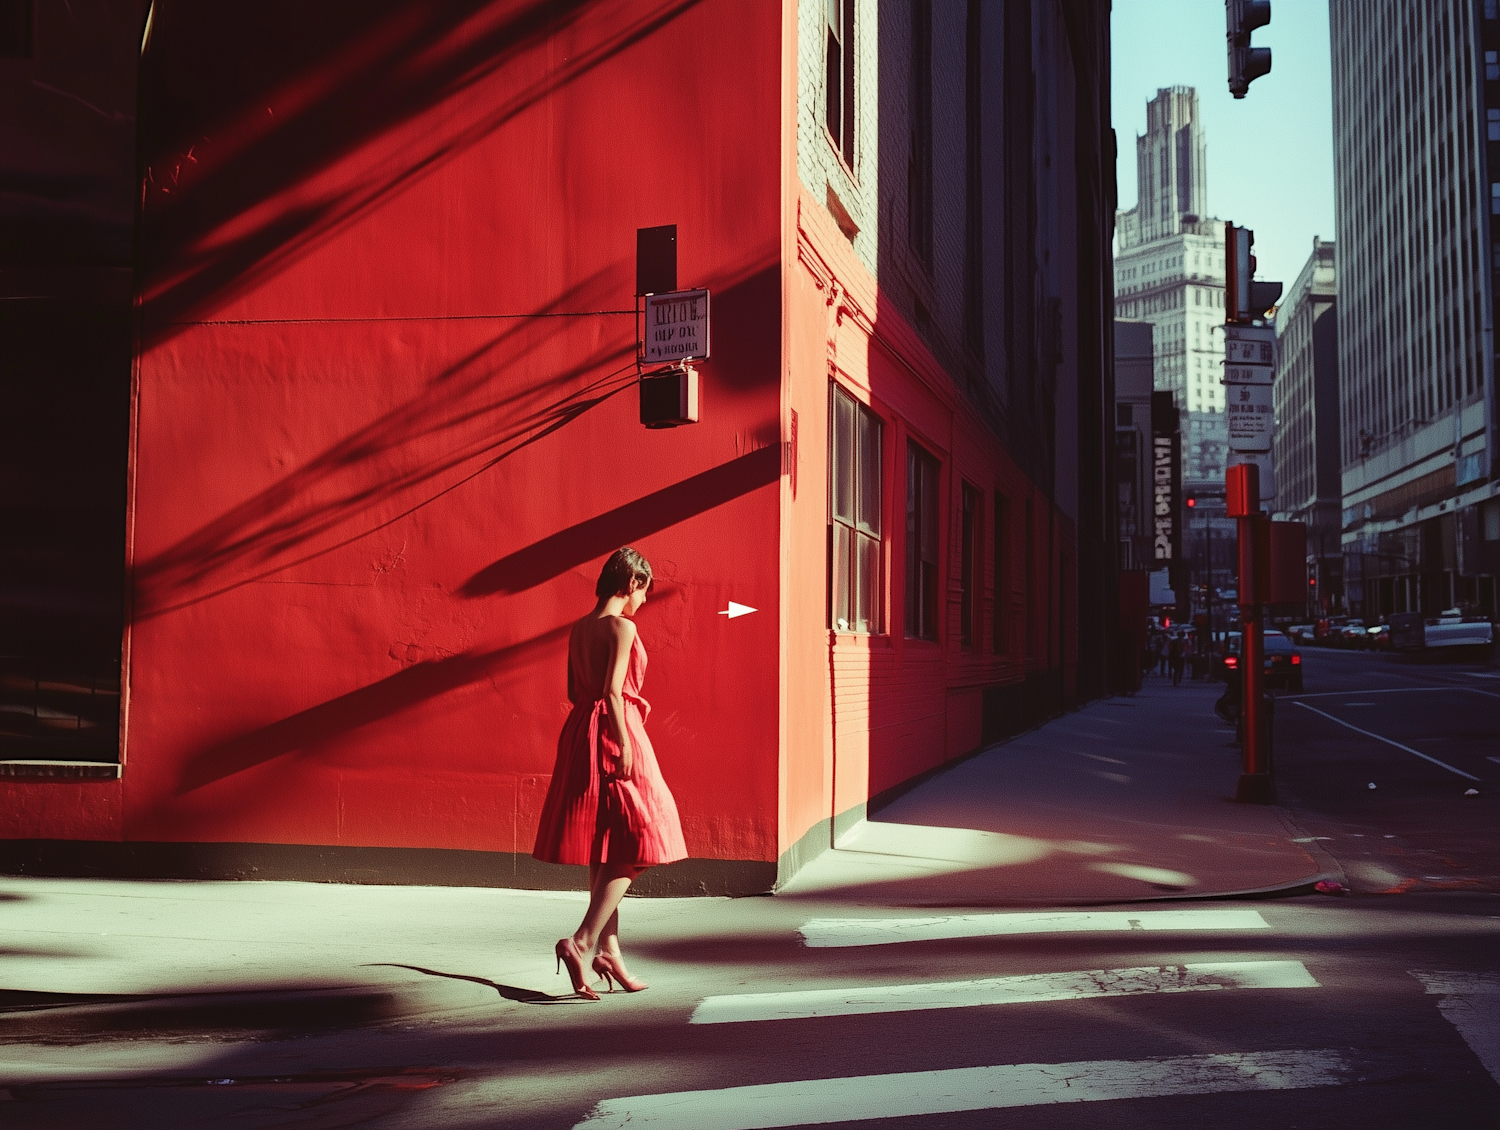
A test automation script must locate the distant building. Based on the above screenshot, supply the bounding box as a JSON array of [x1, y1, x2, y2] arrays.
[[1114, 87, 1229, 483], [1331, 0, 1500, 618], [1273, 238, 1342, 615]]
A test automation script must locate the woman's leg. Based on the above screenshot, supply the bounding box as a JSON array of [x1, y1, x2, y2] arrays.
[[572, 863, 644, 954]]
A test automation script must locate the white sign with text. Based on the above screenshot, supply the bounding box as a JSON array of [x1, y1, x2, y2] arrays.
[[643, 289, 711, 365], [1227, 382, 1274, 451]]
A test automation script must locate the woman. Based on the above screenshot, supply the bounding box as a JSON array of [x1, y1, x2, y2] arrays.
[[532, 547, 687, 999]]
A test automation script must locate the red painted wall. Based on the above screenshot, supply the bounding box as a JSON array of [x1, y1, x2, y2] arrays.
[[2, 0, 788, 865]]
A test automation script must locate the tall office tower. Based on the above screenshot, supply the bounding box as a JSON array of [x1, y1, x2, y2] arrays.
[[1272, 239, 1342, 615], [1331, 0, 1500, 619], [1115, 87, 1228, 484]]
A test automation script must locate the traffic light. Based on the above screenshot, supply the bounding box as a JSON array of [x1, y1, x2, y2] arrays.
[[1185, 494, 1196, 509], [1226, 0, 1272, 99], [1225, 224, 1284, 323], [1308, 570, 1317, 590]]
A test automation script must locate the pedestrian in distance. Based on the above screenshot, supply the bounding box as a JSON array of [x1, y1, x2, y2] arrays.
[[1157, 633, 1170, 677], [1168, 633, 1185, 686], [532, 547, 687, 1000]]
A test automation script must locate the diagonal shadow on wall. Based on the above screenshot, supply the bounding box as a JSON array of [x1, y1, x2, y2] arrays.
[[175, 625, 571, 794], [460, 444, 783, 597], [139, 0, 704, 345]]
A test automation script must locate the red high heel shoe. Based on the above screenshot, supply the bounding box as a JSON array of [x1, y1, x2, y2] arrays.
[[591, 951, 648, 992], [555, 938, 600, 1000]]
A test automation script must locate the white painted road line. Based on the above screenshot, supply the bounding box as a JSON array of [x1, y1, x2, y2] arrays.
[[572, 1049, 1355, 1129], [1292, 702, 1483, 781], [1411, 970, 1500, 1086], [799, 908, 1270, 948], [691, 960, 1318, 1025]]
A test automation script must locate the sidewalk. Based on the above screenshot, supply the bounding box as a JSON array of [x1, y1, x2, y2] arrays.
[[780, 674, 1336, 905], [0, 675, 1338, 1048]]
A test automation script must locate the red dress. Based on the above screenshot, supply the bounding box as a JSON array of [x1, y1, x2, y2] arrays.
[[532, 632, 687, 866]]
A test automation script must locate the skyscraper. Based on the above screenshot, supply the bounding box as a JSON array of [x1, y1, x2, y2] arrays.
[[1115, 87, 1229, 484], [1331, 0, 1499, 619], [1272, 238, 1341, 614]]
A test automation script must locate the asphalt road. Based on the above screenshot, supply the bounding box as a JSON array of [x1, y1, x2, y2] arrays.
[[4, 896, 1498, 1128], [1273, 644, 1500, 894]]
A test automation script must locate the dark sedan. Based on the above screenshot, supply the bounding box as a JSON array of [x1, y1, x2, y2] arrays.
[[1216, 630, 1303, 692]]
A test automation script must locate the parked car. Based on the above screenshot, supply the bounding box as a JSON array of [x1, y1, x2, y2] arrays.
[[1338, 619, 1368, 647], [1285, 624, 1315, 645], [1363, 623, 1392, 650], [1216, 630, 1303, 692]]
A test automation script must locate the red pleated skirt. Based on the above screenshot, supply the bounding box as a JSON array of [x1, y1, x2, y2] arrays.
[[532, 690, 687, 867]]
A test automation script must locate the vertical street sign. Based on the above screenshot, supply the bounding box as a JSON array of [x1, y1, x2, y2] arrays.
[[1151, 391, 1184, 616]]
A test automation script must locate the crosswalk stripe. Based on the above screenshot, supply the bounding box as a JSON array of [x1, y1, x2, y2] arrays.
[[800, 908, 1271, 948], [1411, 970, 1500, 1086], [572, 1048, 1354, 1129], [691, 959, 1317, 1025]]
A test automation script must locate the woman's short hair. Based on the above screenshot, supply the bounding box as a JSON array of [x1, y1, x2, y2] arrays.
[[596, 547, 653, 598]]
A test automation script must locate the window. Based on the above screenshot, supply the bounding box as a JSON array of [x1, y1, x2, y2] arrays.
[[1488, 51, 1500, 81], [905, 443, 940, 639], [1490, 109, 1500, 141], [992, 495, 1008, 652], [908, 0, 932, 267], [829, 384, 882, 633], [825, 0, 856, 167], [0, 0, 31, 57], [960, 484, 981, 648]]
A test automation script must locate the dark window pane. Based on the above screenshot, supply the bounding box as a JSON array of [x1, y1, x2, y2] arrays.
[[853, 532, 874, 632], [834, 522, 852, 631], [857, 407, 880, 533], [833, 389, 854, 522]]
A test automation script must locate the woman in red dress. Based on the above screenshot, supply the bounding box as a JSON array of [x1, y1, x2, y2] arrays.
[[533, 547, 687, 998]]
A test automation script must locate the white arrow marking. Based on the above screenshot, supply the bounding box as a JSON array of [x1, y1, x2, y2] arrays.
[[717, 601, 757, 619]]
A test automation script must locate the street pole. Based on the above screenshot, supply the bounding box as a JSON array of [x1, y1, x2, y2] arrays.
[[1229, 463, 1273, 802]]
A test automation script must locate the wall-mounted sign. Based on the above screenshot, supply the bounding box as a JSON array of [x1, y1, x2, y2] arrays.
[[1227, 382, 1274, 451], [1225, 363, 1273, 385], [643, 288, 710, 365], [1224, 324, 1275, 366]]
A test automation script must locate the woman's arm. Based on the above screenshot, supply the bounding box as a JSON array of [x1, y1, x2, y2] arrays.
[[603, 617, 637, 780]]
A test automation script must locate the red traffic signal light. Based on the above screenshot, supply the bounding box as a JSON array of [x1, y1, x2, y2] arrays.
[[1308, 573, 1317, 588], [1185, 496, 1196, 508]]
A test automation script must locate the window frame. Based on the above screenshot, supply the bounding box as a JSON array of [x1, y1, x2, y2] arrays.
[[828, 382, 883, 635], [905, 441, 940, 641], [960, 482, 981, 649], [825, 0, 856, 169]]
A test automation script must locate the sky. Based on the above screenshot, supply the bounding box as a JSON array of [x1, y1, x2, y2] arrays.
[[1111, 0, 1336, 290]]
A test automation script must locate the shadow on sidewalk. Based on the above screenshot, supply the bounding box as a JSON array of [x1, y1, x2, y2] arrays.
[[781, 681, 1330, 907]]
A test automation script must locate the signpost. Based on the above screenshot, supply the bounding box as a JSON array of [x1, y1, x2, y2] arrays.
[[1222, 225, 1280, 803]]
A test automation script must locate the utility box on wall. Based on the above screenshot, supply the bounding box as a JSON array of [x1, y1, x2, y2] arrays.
[[640, 365, 699, 428]]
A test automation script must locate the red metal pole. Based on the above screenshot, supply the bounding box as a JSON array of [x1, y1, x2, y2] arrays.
[[1228, 464, 1273, 802]]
